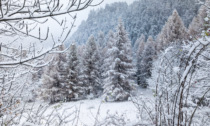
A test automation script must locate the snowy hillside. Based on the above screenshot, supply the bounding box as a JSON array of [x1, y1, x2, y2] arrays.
[[69, 0, 200, 45]]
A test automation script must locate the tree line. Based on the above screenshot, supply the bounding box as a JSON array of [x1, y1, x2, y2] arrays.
[[40, 5, 208, 103]]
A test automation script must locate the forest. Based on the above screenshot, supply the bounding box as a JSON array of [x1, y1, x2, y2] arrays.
[[0, 0, 209, 126]]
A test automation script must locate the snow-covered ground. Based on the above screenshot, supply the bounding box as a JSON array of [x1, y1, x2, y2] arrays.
[[47, 88, 154, 126], [19, 88, 154, 126]]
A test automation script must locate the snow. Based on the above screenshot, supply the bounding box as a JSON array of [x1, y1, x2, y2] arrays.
[[173, 67, 180, 73], [204, 17, 209, 22], [59, 98, 137, 125], [18, 88, 154, 126]]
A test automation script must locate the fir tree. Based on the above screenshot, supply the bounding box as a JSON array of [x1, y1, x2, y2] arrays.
[[66, 43, 84, 101], [97, 31, 106, 48], [139, 36, 155, 88], [41, 45, 67, 103], [97, 31, 106, 87], [103, 20, 136, 102], [103, 30, 116, 81], [83, 35, 101, 98], [134, 34, 145, 54], [136, 39, 145, 85], [56, 45, 69, 102]]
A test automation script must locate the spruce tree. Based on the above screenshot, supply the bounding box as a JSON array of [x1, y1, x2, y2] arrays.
[[66, 43, 84, 101], [97, 31, 106, 48], [83, 35, 101, 98], [103, 30, 115, 81], [41, 45, 67, 103], [97, 31, 106, 87], [134, 34, 145, 55], [103, 20, 136, 102], [140, 36, 155, 88], [136, 39, 145, 85]]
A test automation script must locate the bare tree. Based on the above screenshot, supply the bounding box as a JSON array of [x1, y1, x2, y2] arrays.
[[0, 0, 103, 67], [0, 0, 103, 125]]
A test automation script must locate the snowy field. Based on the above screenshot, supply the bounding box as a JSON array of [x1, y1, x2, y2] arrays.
[[50, 88, 153, 126], [19, 88, 154, 126], [57, 88, 154, 126]]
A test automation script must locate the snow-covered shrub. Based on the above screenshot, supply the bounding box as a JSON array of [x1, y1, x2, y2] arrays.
[[148, 37, 210, 125]]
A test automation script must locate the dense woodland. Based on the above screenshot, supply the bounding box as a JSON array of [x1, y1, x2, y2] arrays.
[[0, 0, 209, 125], [70, 0, 201, 45], [31, 1, 210, 125], [40, 4, 210, 106]]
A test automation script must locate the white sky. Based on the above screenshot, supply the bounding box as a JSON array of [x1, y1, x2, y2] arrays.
[[71, 0, 136, 35], [1, 0, 136, 49]]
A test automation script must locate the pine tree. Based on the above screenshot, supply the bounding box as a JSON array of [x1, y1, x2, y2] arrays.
[[56, 45, 69, 102], [41, 45, 67, 103], [134, 34, 145, 54], [66, 43, 84, 101], [97, 31, 106, 87], [139, 36, 155, 88], [136, 39, 145, 85], [77, 44, 86, 97], [156, 9, 188, 51], [103, 20, 136, 102], [41, 58, 59, 103], [103, 30, 115, 80], [97, 31, 106, 48], [83, 35, 101, 98], [133, 34, 145, 64]]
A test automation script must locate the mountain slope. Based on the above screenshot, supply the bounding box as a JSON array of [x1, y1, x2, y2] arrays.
[[70, 0, 201, 45]]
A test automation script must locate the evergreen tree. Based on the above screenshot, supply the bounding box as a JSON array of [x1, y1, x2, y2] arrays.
[[56, 45, 69, 102], [134, 34, 145, 55], [77, 44, 87, 95], [70, 0, 200, 45], [97, 31, 106, 48], [97, 31, 106, 87], [41, 45, 67, 103], [140, 36, 155, 88], [41, 57, 59, 103], [103, 30, 116, 81], [83, 35, 101, 98], [66, 43, 84, 101], [136, 39, 145, 85], [156, 9, 188, 51], [103, 20, 136, 102]]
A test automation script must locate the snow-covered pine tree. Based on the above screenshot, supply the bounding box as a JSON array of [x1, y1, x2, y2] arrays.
[[41, 45, 67, 103], [83, 35, 101, 98], [97, 31, 106, 48], [41, 55, 60, 103], [56, 45, 69, 102], [66, 43, 84, 101], [134, 34, 145, 55], [103, 20, 136, 102], [139, 36, 155, 88], [103, 30, 116, 81], [97, 31, 106, 87], [136, 39, 145, 86], [77, 44, 87, 97], [156, 9, 188, 51]]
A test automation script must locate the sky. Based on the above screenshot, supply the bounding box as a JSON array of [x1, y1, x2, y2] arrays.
[[1, 0, 136, 50], [71, 0, 136, 36]]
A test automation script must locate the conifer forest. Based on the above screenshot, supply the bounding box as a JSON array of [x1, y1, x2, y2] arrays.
[[0, 0, 209, 125]]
